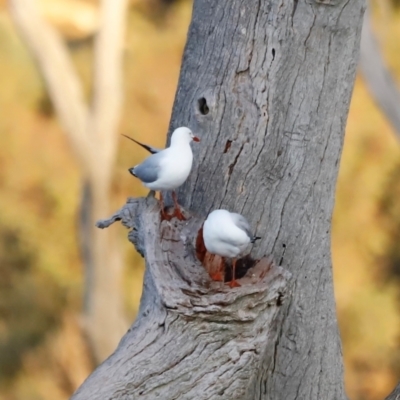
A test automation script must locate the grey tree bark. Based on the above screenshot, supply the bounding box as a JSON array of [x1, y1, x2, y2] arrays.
[[360, 6, 400, 136], [71, 0, 367, 398], [9, 0, 129, 362]]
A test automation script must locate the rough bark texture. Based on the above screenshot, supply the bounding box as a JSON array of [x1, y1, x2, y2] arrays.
[[73, 0, 366, 398], [9, 0, 129, 362], [72, 196, 290, 399], [360, 7, 400, 137]]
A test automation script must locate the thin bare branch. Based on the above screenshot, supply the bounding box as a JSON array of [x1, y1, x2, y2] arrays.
[[91, 0, 129, 181], [360, 7, 400, 137], [8, 0, 94, 175], [9, 0, 130, 362]]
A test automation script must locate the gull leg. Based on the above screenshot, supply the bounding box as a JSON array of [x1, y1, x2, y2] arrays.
[[147, 190, 156, 198], [159, 192, 167, 220], [220, 257, 226, 282], [229, 258, 241, 288], [209, 255, 224, 282], [172, 191, 186, 221]]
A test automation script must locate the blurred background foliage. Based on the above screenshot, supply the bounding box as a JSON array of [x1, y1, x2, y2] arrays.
[[0, 0, 399, 399]]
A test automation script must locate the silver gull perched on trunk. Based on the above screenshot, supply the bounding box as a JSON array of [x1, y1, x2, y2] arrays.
[[203, 209, 261, 287], [126, 127, 200, 220]]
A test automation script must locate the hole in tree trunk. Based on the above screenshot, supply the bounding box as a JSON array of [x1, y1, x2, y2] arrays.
[[198, 97, 209, 115], [225, 255, 258, 281]]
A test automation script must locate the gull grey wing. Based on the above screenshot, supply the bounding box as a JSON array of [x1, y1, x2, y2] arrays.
[[131, 152, 163, 183], [122, 134, 162, 154], [231, 213, 254, 239]]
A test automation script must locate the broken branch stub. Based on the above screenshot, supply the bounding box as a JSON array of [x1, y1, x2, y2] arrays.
[[78, 196, 292, 399]]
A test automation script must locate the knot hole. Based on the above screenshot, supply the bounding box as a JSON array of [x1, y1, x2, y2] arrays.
[[198, 97, 210, 115]]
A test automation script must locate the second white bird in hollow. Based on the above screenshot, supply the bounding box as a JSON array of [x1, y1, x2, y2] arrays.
[[126, 127, 200, 220], [203, 209, 261, 287]]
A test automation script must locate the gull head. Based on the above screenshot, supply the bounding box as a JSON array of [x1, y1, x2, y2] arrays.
[[170, 126, 200, 146]]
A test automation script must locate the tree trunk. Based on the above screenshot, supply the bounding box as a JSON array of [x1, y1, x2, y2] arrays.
[[72, 0, 366, 398]]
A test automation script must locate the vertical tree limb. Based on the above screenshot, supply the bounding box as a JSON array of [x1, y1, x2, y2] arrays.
[[81, 0, 130, 363], [360, 6, 400, 137], [91, 0, 128, 184], [9, 0, 129, 362], [9, 0, 93, 175]]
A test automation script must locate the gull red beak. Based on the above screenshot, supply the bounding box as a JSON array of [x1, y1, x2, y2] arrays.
[[193, 136, 200, 142]]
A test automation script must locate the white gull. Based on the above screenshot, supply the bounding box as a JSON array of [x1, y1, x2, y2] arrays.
[[126, 127, 200, 220], [203, 209, 260, 287]]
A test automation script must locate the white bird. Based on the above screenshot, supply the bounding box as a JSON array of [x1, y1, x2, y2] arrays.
[[203, 209, 261, 287], [126, 127, 200, 220]]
